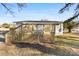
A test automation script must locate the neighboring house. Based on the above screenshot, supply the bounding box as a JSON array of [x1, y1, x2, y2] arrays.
[[14, 20, 63, 36], [72, 22, 79, 33]]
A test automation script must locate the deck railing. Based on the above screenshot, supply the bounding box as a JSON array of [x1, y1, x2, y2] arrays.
[[4, 24, 56, 45]]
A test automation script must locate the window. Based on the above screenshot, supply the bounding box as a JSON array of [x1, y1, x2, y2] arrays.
[[36, 25, 43, 31]]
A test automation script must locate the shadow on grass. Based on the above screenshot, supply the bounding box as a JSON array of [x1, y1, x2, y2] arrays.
[[14, 42, 75, 56]]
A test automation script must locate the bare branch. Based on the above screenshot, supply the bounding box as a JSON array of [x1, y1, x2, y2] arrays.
[[75, 4, 79, 11], [59, 3, 73, 13], [59, 3, 79, 22], [1, 3, 15, 17], [74, 4, 79, 15], [17, 3, 26, 11], [64, 13, 79, 22], [1, 3, 26, 17]]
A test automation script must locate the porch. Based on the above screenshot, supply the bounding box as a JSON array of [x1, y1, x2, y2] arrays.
[[2, 21, 63, 44]]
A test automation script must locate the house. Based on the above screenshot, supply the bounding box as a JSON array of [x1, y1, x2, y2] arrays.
[[13, 20, 64, 43], [72, 21, 79, 33], [14, 20, 63, 36], [0, 20, 63, 44]]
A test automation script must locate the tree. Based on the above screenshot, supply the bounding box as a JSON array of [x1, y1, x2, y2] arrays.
[[0, 3, 26, 17], [2, 23, 10, 28], [59, 3, 79, 22], [64, 21, 77, 33], [59, 3, 79, 33]]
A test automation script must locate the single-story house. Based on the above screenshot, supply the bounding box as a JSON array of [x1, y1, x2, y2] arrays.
[[0, 20, 63, 44], [14, 20, 63, 36], [71, 22, 79, 33]]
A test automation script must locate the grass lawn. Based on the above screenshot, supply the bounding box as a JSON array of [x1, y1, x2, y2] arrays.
[[55, 33, 79, 48], [0, 33, 79, 56]]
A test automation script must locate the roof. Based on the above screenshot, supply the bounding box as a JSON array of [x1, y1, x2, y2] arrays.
[[14, 20, 63, 25]]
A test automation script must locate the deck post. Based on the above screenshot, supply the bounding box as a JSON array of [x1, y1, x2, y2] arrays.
[[51, 24, 55, 42], [20, 23, 23, 40], [42, 24, 44, 42], [5, 28, 15, 45], [54, 24, 56, 41], [5, 33, 12, 45], [36, 24, 39, 42]]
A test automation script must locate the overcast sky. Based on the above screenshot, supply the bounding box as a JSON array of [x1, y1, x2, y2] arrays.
[[0, 3, 76, 23]]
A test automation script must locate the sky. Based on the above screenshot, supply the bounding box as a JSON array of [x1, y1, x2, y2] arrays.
[[0, 3, 77, 23]]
